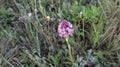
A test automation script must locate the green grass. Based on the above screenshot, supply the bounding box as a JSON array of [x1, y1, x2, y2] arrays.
[[0, 0, 120, 67]]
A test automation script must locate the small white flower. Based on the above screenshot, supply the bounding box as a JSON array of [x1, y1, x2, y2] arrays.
[[34, 8, 38, 12], [46, 16, 51, 21], [80, 11, 83, 15], [28, 13, 32, 17], [76, 2, 78, 5]]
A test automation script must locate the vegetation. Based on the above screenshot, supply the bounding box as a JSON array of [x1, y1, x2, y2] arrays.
[[0, 0, 120, 67]]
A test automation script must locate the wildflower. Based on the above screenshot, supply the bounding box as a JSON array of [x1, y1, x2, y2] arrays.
[[76, 2, 78, 5], [80, 11, 83, 18], [46, 16, 51, 22], [80, 11, 83, 15], [58, 19, 74, 38], [28, 13, 32, 17], [34, 8, 38, 12]]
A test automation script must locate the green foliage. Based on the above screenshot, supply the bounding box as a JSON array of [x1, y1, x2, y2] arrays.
[[82, 5, 101, 23], [76, 49, 100, 67], [0, 0, 120, 67]]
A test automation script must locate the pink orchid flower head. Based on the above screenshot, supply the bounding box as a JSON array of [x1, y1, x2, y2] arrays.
[[58, 19, 74, 38]]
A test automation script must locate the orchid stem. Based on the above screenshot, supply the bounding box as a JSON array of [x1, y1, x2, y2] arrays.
[[66, 37, 75, 66]]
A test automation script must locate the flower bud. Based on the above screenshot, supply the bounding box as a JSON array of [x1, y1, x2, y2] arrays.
[[46, 16, 51, 22], [80, 11, 83, 18]]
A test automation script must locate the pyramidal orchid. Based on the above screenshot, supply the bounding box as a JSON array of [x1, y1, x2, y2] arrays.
[[58, 19, 74, 38], [58, 19, 75, 65]]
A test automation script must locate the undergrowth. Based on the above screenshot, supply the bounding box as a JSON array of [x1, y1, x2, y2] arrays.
[[0, 0, 120, 67]]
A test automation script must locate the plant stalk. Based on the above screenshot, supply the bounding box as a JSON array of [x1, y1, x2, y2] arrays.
[[66, 37, 75, 66]]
